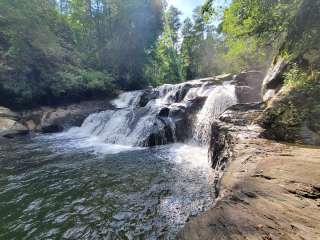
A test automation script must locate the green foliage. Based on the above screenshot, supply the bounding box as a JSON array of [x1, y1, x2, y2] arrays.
[[260, 76, 320, 144], [144, 6, 183, 85], [145, 5, 232, 85], [0, 0, 163, 107], [1, 0, 318, 109], [283, 64, 309, 88], [201, 0, 320, 74]]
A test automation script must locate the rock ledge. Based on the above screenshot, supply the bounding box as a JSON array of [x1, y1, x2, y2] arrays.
[[178, 104, 320, 240]]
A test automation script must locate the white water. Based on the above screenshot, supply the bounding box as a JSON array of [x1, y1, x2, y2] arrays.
[[193, 83, 237, 145], [0, 79, 240, 240], [111, 91, 142, 108], [63, 79, 237, 150]]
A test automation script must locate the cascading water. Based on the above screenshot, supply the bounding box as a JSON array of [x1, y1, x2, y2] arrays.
[[69, 91, 150, 146], [193, 83, 238, 145], [66, 79, 237, 148], [0, 77, 240, 239]]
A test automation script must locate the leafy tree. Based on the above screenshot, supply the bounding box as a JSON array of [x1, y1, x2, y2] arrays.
[[180, 8, 228, 79], [0, 0, 163, 107], [144, 5, 183, 85], [202, 0, 320, 72]]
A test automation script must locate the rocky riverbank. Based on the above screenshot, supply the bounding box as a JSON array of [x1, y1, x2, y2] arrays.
[[0, 100, 113, 137], [178, 103, 320, 239], [0, 71, 264, 141]]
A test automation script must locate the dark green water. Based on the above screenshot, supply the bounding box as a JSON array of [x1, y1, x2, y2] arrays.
[[0, 134, 215, 239]]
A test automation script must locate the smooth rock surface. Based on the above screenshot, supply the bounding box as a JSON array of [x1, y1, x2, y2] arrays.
[[262, 57, 288, 101], [0, 107, 20, 120], [0, 116, 28, 138], [234, 71, 265, 103], [178, 104, 320, 240], [20, 100, 113, 133]]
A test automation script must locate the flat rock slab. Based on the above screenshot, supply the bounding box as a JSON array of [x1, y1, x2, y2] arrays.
[[178, 140, 320, 239], [178, 114, 320, 239]]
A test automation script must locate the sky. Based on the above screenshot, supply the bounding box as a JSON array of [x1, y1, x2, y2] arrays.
[[167, 0, 231, 21], [167, 0, 205, 20]]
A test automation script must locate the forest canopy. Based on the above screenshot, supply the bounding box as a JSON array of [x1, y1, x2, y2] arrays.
[[0, 0, 163, 107], [0, 0, 319, 108]]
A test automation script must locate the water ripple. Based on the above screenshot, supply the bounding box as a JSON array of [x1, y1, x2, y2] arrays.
[[0, 136, 215, 239]]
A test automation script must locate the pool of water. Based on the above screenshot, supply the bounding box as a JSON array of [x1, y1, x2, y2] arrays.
[[0, 134, 215, 239]]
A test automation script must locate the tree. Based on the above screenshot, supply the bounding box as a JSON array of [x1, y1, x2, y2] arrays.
[[144, 5, 183, 85], [0, 0, 163, 107], [181, 18, 195, 80], [180, 7, 228, 79]]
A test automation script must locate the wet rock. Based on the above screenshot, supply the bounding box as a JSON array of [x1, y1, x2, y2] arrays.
[[141, 94, 207, 146], [0, 107, 28, 138], [215, 73, 234, 82], [209, 122, 234, 170], [185, 97, 207, 114], [20, 100, 112, 133], [0, 117, 29, 138], [139, 90, 159, 107], [173, 83, 193, 102], [158, 108, 170, 118], [219, 103, 264, 126], [144, 120, 175, 147]]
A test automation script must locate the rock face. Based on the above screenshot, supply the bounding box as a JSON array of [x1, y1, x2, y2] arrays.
[[261, 56, 288, 101], [0, 107, 28, 138], [234, 71, 265, 103], [258, 86, 320, 145], [20, 100, 113, 133], [178, 103, 320, 240], [0, 107, 20, 120]]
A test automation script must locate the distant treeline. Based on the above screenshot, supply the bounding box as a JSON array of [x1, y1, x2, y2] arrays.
[[0, 0, 162, 107], [0, 0, 319, 108]]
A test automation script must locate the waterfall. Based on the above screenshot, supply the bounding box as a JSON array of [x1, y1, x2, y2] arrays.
[[66, 79, 238, 147], [193, 83, 237, 145]]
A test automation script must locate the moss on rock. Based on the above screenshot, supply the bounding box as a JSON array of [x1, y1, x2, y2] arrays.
[[258, 82, 320, 145]]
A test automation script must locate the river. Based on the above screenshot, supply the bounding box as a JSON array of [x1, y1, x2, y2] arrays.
[[0, 134, 215, 239]]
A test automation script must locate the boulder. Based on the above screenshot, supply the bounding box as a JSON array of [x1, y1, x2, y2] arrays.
[[20, 100, 112, 133], [139, 90, 159, 107], [158, 107, 170, 117], [0, 106, 28, 138], [0, 117, 28, 138], [261, 57, 288, 101], [234, 71, 265, 103], [258, 86, 320, 145], [0, 106, 20, 120]]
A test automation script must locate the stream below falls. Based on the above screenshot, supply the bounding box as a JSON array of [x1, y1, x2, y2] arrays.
[[0, 135, 215, 239], [0, 79, 238, 239]]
